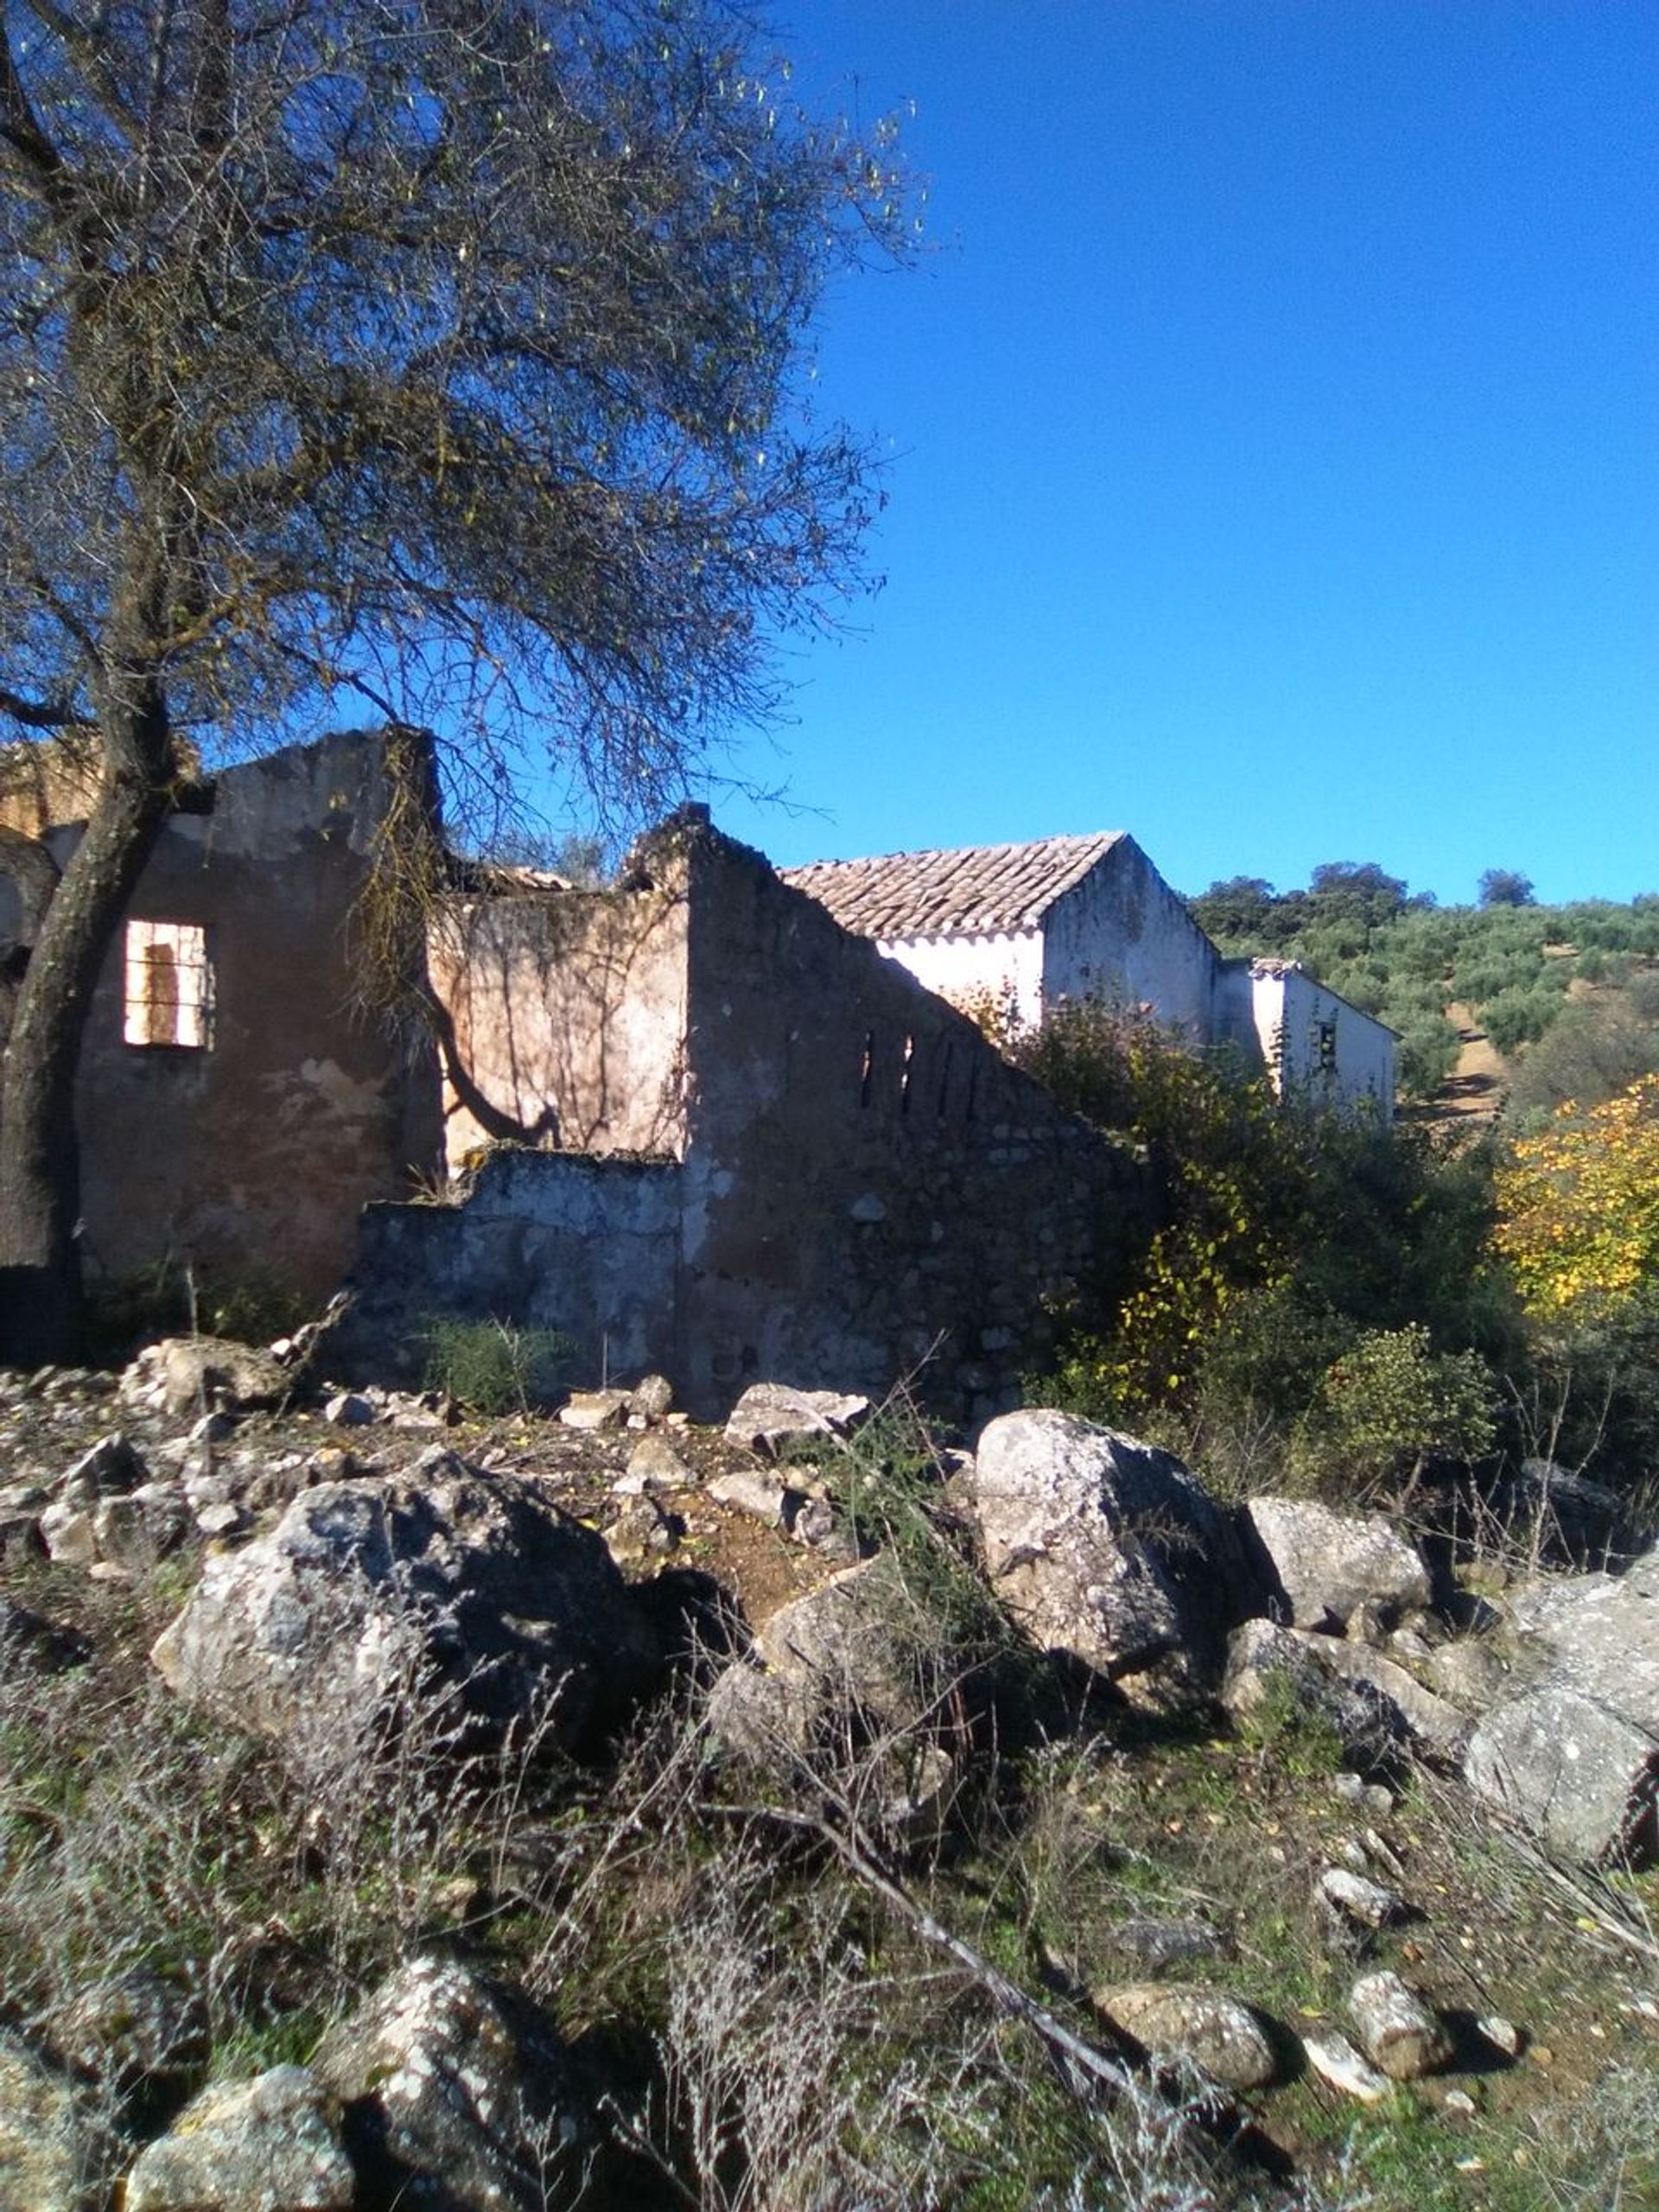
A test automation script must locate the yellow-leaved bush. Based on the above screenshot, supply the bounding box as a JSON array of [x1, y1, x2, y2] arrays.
[[1494, 1074, 1659, 1324]]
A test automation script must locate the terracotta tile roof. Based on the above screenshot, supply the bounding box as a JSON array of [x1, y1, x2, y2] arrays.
[[782, 831, 1127, 939]]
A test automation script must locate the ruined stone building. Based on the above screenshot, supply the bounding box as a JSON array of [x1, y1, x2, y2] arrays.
[[0, 732, 1145, 1411], [0, 728, 1387, 1410], [787, 831, 1397, 1115], [784, 832, 1395, 1115]]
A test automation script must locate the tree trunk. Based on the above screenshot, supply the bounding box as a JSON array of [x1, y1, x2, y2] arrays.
[[0, 672, 175, 1365]]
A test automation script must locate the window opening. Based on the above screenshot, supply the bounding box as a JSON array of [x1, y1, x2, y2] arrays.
[[937, 1040, 954, 1119], [1313, 1018, 1338, 1074], [858, 1030, 874, 1109], [124, 921, 213, 1048], [899, 1033, 915, 1114]]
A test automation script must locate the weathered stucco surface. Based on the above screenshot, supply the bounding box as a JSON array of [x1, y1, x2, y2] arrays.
[[1039, 837, 1220, 1034], [1216, 960, 1395, 1114], [29, 734, 440, 1300], [343, 820, 1147, 1417], [428, 882, 689, 1166]]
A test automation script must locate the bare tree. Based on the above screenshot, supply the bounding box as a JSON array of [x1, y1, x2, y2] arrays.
[[0, 0, 907, 1357]]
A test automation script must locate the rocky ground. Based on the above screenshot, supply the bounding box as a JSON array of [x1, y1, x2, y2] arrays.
[[0, 1341, 1656, 2211]]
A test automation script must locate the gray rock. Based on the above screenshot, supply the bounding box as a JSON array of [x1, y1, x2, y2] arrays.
[[1300, 2028, 1390, 2103], [558, 1388, 631, 1432], [972, 1410, 1243, 1711], [1284, 1630, 1469, 1758], [60, 1431, 147, 1502], [312, 1956, 588, 2212], [1504, 1548, 1659, 1738], [1243, 1496, 1432, 1632], [1463, 1684, 1658, 1864], [1092, 1982, 1278, 2089], [1223, 1619, 1404, 1767], [123, 1338, 288, 1420], [707, 1468, 793, 1524], [1319, 1867, 1407, 1929], [1106, 1918, 1229, 1973], [38, 1499, 97, 1568], [57, 1965, 208, 2091], [92, 1487, 189, 1574], [0, 2032, 82, 2212], [725, 1382, 871, 1459], [629, 1372, 675, 1422], [322, 1390, 378, 1427], [620, 1430, 692, 1491], [1348, 1970, 1451, 2080], [124, 2065, 353, 2211], [0, 1596, 88, 1674], [150, 1452, 661, 1755], [706, 1555, 960, 1834]]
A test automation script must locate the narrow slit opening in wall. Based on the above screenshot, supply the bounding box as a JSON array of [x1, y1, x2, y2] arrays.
[[899, 1033, 914, 1114], [937, 1040, 954, 1118], [859, 1030, 874, 1109]]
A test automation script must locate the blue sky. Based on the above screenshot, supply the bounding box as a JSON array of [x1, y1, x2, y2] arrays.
[[704, 1, 1657, 906]]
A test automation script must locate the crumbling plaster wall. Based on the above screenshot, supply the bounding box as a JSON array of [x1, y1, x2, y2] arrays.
[[1040, 836, 1220, 1033], [428, 881, 689, 1167], [57, 734, 439, 1298], [344, 821, 1147, 1417]]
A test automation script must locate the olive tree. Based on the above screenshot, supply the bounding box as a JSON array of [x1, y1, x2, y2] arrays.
[[0, 0, 907, 1357]]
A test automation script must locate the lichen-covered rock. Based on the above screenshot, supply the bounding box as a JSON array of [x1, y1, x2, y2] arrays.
[[123, 1338, 289, 1420], [124, 2065, 353, 2212], [1091, 1983, 1278, 2089], [312, 1956, 588, 2212], [1243, 1497, 1432, 1632], [725, 1382, 871, 1458], [150, 1451, 661, 1755], [0, 2032, 81, 2212], [706, 1555, 963, 1834], [1504, 1546, 1659, 1738], [1463, 1684, 1658, 1864], [1223, 1619, 1406, 1768], [1348, 1970, 1451, 2081], [971, 1410, 1243, 1710], [1283, 1629, 1469, 1758]]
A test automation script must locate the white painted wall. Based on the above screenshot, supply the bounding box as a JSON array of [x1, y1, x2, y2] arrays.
[[1040, 838, 1219, 1033], [875, 927, 1046, 1031], [1219, 961, 1394, 1115]]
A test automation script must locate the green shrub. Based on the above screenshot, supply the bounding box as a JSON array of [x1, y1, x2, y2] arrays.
[[419, 1314, 575, 1413], [1289, 1324, 1497, 1501]]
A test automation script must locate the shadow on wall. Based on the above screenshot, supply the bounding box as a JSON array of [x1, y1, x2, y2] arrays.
[[427, 875, 690, 1167]]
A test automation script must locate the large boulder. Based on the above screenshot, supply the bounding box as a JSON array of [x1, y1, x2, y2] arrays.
[[970, 1411, 1243, 1709], [706, 1555, 962, 1833], [312, 1956, 589, 2212], [1463, 1684, 1658, 1865], [1459, 1548, 1659, 1864], [123, 2066, 353, 2212], [1503, 1546, 1659, 1738], [1242, 1496, 1432, 1633], [150, 1450, 661, 1755]]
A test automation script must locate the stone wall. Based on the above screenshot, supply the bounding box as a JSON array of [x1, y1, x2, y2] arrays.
[[343, 821, 1147, 1418]]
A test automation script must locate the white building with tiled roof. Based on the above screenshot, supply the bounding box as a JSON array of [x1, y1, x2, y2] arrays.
[[783, 830, 1220, 1037], [785, 831, 1395, 1113]]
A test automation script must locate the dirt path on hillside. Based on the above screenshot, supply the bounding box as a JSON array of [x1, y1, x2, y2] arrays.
[[1434, 1001, 1505, 1123]]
